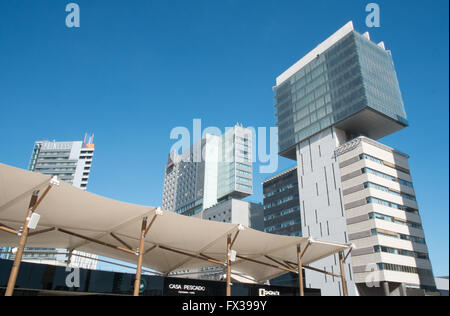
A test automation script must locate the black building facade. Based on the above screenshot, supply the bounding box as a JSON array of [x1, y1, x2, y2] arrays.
[[0, 259, 320, 296], [263, 167, 301, 237]]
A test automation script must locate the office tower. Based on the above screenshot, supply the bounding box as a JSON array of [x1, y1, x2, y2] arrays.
[[162, 125, 261, 281], [9, 135, 98, 270], [273, 21, 435, 295], [263, 167, 301, 237], [336, 137, 435, 295], [162, 125, 253, 216], [29, 135, 95, 190]]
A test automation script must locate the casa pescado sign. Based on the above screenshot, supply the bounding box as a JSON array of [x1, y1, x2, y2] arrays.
[[169, 283, 206, 294]]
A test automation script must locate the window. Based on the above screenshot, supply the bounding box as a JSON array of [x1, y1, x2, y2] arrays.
[[362, 168, 413, 188], [264, 206, 300, 221], [368, 212, 422, 229], [264, 218, 301, 233], [374, 245, 428, 259], [364, 182, 416, 201], [366, 197, 419, 215], [371, 228, 426, 244]]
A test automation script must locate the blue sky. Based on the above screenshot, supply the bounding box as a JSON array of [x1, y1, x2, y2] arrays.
[[0, 0, 448, 276]]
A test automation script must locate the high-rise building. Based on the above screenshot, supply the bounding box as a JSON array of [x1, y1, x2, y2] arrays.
[[6, 135, 98, 270], [29, 135, 95, 190], [162, 125, 253, 216], [273, 21, 435, 295], [336, 137, 435, 295], [263, 167, 301, 237], [162, 125, 263, 281]]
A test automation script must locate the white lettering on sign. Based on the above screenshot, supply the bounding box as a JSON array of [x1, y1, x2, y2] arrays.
[[258, 288, 280, 296], [169, 283, 206, 292]]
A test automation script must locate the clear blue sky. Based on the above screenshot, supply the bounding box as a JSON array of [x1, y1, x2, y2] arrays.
[[0, 0, 448, 276]]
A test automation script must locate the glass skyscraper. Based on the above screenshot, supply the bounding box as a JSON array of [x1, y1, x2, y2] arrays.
[[275, 22, 408, 159], [272, 21, 435, 296], [162, 125, 253, 216]]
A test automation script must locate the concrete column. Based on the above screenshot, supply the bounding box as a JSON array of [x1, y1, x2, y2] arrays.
[[383, 281, 390, 296]]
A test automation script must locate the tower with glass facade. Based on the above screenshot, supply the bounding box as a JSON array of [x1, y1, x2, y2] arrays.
[[273, 21, 435, 296], [162, 125, 253, 216]]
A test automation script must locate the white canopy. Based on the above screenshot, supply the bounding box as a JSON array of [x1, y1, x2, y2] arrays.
[[0, 163, 351, 282]]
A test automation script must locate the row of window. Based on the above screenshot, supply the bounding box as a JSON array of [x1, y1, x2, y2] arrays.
[[360, 153, 410, 175], [236, 169, 251, 176], [236, 162, 251, 170], [364, 182, 416, 201], [366, 197, 419, 215], [38, 151, 70, 155], [377, 263, 433, 276], [36, 162, 77, 166], [236, 176, 251, 184], [264, 194, 298, 209], [265, 218, 301, 233], [360, 153, 384, 165], [175, 198, 203, 214], [362, 167, 413, 188], [374, 245, 429, 260], [237, 183, 252, 190], [264, 183, 296, 198], [236, 156, 250, 163], [264, 206, 300, 221], [368, 212, 422, 230], [36, 168, 76, 172], [38, 157, 70, 160], [371, 229, 426, 244]]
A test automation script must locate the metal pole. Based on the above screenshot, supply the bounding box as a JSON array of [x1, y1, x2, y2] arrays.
[[67, 249, 74, 266], [297, 245, 304, 297], [226, 234, 231, 297], [5, 190, 40, 296], [339, 251, 348, 296], [134, 217, 147, 297]]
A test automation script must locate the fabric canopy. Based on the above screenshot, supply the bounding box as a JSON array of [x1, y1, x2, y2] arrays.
[[0, 163, 351, 282]]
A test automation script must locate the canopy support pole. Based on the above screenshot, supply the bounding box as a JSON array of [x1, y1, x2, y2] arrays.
[[226, 234, 232, 297], [343, 247, 353, 263], [58, 228, 136, 255], [264, 255, 294, 271], [297, 245, 304, 297], [110, 233, 133, 251], [5, 186, 52, 297], [339, 251, 348, 296], [0, 224, 17, 235], [67, 249, 74, 266], [230, 230, 240, 249], [236, 255, 296, 274], [144, 214, 158, 237], [134, 217, 147, 297], [284, 259, 342, 278], [28, 227, 55, 237], [159, 245, 225, 266]]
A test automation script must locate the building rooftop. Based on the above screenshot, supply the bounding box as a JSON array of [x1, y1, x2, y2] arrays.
[[275, 21, 408, 160]]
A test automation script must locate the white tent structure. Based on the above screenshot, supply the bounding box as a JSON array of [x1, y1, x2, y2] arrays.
[[0, 163, 352, 296]]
